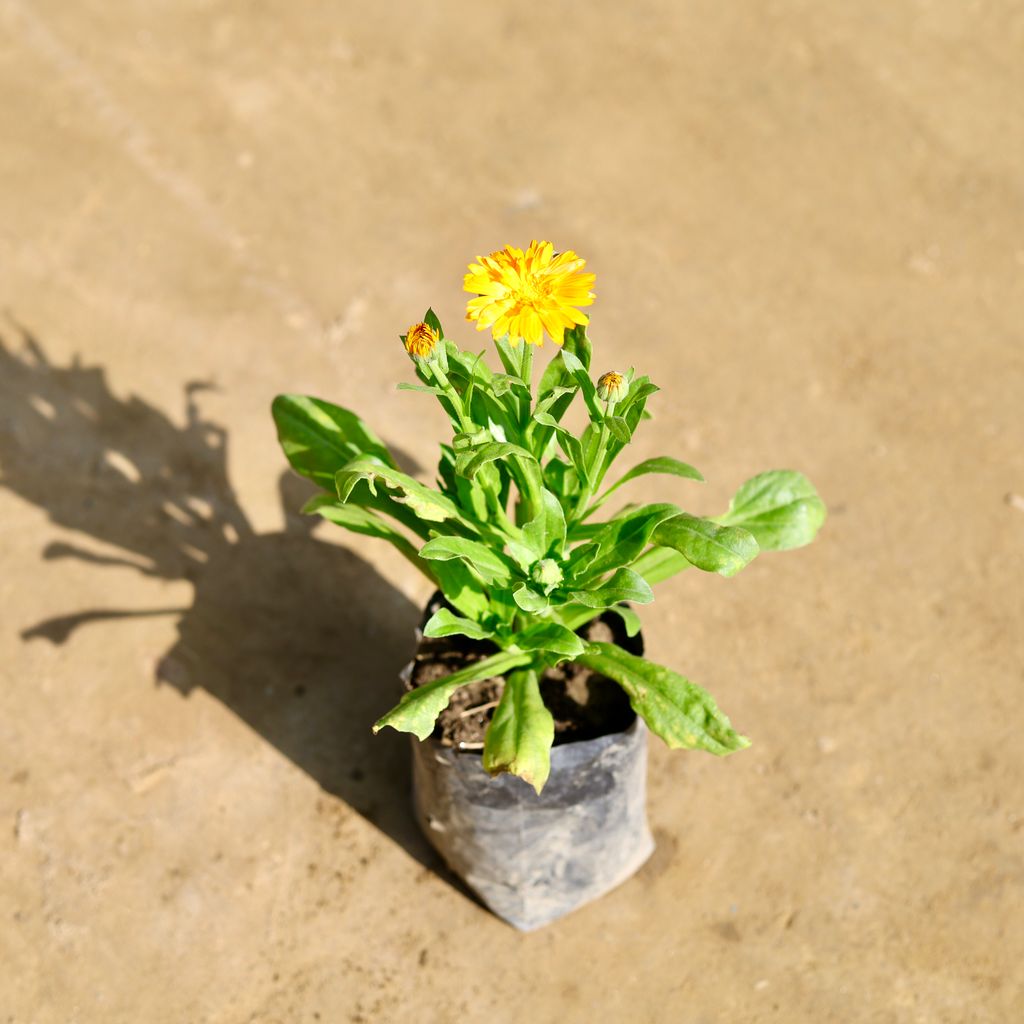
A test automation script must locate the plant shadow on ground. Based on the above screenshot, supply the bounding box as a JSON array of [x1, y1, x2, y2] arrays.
[[0, 321, 460, 881]]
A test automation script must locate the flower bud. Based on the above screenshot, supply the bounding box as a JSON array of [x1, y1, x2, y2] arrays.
[[531, 558, 563, 591], [596, 370, 627, 404], [404, 321, 439, 361]]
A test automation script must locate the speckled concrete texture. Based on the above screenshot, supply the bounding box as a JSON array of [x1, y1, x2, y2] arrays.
[[1, 3, 1022, 1021]]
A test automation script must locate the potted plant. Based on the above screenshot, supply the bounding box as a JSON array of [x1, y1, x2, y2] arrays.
[[272, 241, 826, 930]]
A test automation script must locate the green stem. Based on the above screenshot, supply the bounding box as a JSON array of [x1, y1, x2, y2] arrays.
[[518, 343, 534, 433], [571, 401, 611, 523], [486, 484, 521, 540], [519, 343, 534, 387], [429, 363, 474, 432]]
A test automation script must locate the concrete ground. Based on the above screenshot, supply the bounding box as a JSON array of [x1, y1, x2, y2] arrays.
[[2, 2, 1022, 1021]]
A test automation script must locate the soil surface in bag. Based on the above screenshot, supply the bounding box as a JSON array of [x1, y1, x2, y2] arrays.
[[409, 606, 641, 749]]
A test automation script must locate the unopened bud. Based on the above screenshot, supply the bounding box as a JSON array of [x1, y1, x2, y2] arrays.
[[596, 370, 627, 404], [531, 558, 563, 590], [404, 321, 439, 361]]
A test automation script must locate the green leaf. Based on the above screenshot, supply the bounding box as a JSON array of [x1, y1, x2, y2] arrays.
[[512, 583, 550, 613], [446, 343, 493, 382], [518, 488, 567, 562], [543, 457, 581, 501], [336, 457, 469, 528], [422, 607, 495, 641], [397, 382, 446, 396], [719, 470, 827, 551], [629, 547, 690, 585], [564, 539, 600, 578], [570, 567, 654, 608], [456, 442, 544, 518], [452, 427, 493, 451], [652, 514, 759, 577], [493, 337, 522, 378], [419, 535, 515, 586], [531, 379, 580, 472], [605, 415, 632, 444], [577, 642, 749, 755], [618, 378, 660, 416], [533, 385, 577, 420], [559, 349, 603, 420], [431, 560, 492, 622], [316, 476, 432, 540], [600, 456, 704, 502], [533, 411, 588, 484], [452, 471, 490, 523], [537, 355, 573, 400], [301, 495, 425, 569], [573, 503, 681, 580], [423, 307, 445, 338], [561, 323, 592, 370], [606, 604, 643, 638], [514, 622, 585, 658], [489, 373, 531, 398], [482, 669, 554, 793], [374, 650, 532, 741], [272, 395, 396, 487], [603, 377, 659, 466]]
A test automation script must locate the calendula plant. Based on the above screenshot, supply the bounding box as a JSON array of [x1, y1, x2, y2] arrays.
[[272, 241, 825, 793]]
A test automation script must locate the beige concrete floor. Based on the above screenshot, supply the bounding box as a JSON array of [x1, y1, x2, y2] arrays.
[[2, 2, 1022, 1021]]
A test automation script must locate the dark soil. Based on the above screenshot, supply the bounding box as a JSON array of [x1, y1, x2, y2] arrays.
[[408, 596, 642, 750]]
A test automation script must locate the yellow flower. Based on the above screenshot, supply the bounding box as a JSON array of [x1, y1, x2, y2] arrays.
[[405, 321, 439, 361], [596, 370, 627, 404], [464, 240, 596, 346]]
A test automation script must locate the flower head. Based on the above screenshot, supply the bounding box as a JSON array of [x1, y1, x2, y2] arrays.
[[464, 240, 596, 346], [597, 370, 627, 404], [404, 321, 439, 361]]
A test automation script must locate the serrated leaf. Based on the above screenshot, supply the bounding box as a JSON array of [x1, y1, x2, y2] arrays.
[[719, 469, 827, 551], [272, 395, 396, 488], [374, 650, 532, 741], [422, 607, 495, 641], [577, 642, 749, 755], [570, 567, 654, 608], [482, 669, 554, 793], [419, 536, 515, 585], [652, 514, 759, 577]]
